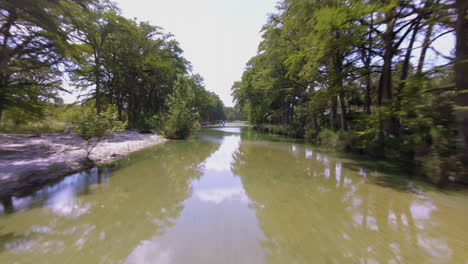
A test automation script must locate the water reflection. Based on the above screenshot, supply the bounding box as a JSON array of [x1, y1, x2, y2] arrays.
[[196, 186, 248, 204], [0, 128, 467, 263], [0, 139, 220, 263], [202, 135, 240, 172], [232, 132, 468, 263], [125, 131, 266, 264], [194, 134, 248, 205], [0, 168, 110, 215]]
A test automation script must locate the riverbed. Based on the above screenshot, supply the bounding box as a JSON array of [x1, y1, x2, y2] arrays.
[[1, 126, 467, 263]]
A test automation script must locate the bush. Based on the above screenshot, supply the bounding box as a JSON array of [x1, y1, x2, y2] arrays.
[[316, 129, 339, 148], [162, 76, 199, 139], [135, 114, 165, 133], [0, 107, 67, 133], [314, 129, 356, 151], [77, 105, 127, 159], [0, 103, 96, 134]]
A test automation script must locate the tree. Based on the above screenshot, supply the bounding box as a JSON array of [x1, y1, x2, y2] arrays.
[[224, 106, 244, 121], [162, 76, 199, 139], [454, 0, 468, 173], [233, 0, 458, 183], [65, 0, 119, 114], [0, 0, 74, 121], [76, 105, 126, 159]]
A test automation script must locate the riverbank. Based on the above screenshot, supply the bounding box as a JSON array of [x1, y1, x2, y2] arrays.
[[202, 121, 248, 128], [0, 131, 167, 199], [252, 123, 468, 186]]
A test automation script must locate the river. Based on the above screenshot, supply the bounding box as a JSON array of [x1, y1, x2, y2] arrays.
[[1, 126, 467, 263]]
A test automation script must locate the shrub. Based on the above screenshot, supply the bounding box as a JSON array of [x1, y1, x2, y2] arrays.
[[162, 76, 199, 139], [316, 129, 339, 148], [314, 129, 356, 151], [77, 105, 127, 159], [136, 114, 164, 133]]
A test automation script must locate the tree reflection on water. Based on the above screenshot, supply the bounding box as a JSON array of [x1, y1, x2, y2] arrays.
[[232, 130, 468, 263]]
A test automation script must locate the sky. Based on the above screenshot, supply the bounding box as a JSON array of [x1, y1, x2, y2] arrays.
[[62, 0, 454, 106], [114, 0, 278, 107]]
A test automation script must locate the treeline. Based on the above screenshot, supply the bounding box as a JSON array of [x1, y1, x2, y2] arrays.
[[233, 0, 468, 184], [0, 0, 225, 136], [224, 106, 245, 121]]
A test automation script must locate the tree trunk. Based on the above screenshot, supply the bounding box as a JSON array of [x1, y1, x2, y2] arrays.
[[417, 23, 434, 74], [95, 73, 102, 114], [0, 74, 7, 123], [311, 114, 318, 130], [455, 0, 468, 169], [363, 14, 374, 114], [379, 31, 394, 105], [0, 8, 17, 75], [398, 21, 419, 95], [339, 91, 347, 131], [2, 196, 13, 213], [94, 53, 102, 115], [378, 5, 396, 105], [377, 8, 398, 143], [333, 51, 347, 131], [394, 22, 420, 135], [330, 96, 338, 130], [364, 66, 372, 114]]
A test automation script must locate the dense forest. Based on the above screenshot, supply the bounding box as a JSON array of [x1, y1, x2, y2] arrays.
[[0, 0, 225, 137], [233, 0, 468, 184], [224, 106, 245, 121]]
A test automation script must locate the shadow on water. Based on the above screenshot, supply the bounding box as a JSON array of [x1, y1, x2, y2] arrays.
[[0, 168, 109, 216], [0, 137, 221, 216], [0, 135, 222, 263], [0, 229, 34, 254]]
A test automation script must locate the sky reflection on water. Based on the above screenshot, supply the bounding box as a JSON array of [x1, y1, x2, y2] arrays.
[[1, 127, 468, 263]]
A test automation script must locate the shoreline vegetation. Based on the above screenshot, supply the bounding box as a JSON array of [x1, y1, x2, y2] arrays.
[[232, 0, 468, 186], [0, 121, 243, 204], [251, 123, 468, 186], [0, 131, 166, 201], [0, 0, 244, 200]]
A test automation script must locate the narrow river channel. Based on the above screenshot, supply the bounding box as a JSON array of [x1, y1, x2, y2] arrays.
[[1, 127, 468, 263]]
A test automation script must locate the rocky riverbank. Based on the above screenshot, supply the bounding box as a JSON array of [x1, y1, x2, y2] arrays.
[[0, 131, 167, 199]]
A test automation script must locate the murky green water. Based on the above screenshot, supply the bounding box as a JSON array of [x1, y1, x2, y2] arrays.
[[1, 127, 468, 263]]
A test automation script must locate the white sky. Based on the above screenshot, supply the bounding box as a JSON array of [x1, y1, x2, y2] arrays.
[[115, 0, 278, 107], [62, 0, 454, 106]]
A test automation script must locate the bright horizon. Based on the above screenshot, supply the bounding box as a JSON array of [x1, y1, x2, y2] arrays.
[[114, 0, 278, 107]]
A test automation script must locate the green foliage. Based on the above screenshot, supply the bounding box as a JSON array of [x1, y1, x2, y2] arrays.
[[0, 103, 89, 133], [1, 0, 225, 140], [0, 0, 75, 120], [136, 114, 165, 132], [162, 76, 200, 139], [66, 4, 190, 126], [76, 105, 126, 158], [232, 0, 459, 184], [313, 129, 356, 152], [192, 74, 226, 123], [224, 106, 244, 122]]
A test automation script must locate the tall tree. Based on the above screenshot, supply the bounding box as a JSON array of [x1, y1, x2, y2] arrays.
[[0, 0, 73, 120], [454, 0, 468, 169], [66, 0, 118, 114], [233, 0, 458, 182]]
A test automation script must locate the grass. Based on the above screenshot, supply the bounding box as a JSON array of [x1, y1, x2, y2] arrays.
[[0, 120, 69, 134], [0, 104, 85, 134]]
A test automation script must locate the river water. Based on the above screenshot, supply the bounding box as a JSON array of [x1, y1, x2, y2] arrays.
[[1, 127, 467, 263]]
